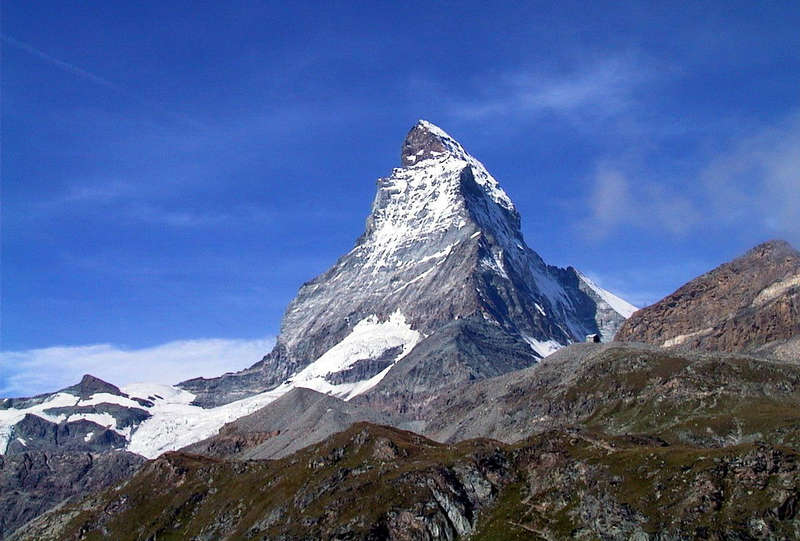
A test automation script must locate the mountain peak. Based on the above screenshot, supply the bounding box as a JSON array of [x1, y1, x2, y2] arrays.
[[743, 239, 798, 262], [179, 121, 634, 408], [63, 374, 126, 400], [401, 119, 466, 166]]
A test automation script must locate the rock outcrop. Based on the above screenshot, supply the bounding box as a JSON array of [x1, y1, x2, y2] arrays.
[[0, 450, 144, 538], [615, 240, 800, 356]]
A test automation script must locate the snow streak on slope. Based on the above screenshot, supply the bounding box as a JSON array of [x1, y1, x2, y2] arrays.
[[287, 311, 420, 398], [127, 312, 418, 457], [0, 393, 80, 453], [2, 313, 420, 458], [577, 272, 638, 318], [521, 335, 563, 358], [124, 383, 288, 458]]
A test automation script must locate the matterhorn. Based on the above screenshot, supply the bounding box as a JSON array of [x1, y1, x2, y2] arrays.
[[180, 120, 635, 408]]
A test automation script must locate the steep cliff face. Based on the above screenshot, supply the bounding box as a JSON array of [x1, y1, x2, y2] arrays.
[[0, 450, 144, 538], [180, 121, 633, 407], [616, 240, 800, 355]]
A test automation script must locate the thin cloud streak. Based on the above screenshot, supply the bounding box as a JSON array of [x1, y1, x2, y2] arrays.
[[701, 112, 800, 240], [2, 33, 124, 92], [0, 337, 275, 398], [1, 33, 206, 130], [581, 166, 700, 239]]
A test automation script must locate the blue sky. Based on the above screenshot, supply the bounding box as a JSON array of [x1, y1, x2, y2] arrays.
[[2, 1, 799, 395]]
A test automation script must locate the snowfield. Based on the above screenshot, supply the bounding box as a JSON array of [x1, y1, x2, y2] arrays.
[[1, 312, 421, 459]]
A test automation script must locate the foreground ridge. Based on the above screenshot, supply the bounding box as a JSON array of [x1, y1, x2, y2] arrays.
[[15, 418, 800, 540]]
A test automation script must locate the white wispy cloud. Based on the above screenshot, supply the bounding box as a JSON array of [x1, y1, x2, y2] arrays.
[[445, 55, 654, 123], [701, 112, 800, 240], [582, 111, 800, 242], [582, 166, 700, 239], [0, 337, 275, 398]]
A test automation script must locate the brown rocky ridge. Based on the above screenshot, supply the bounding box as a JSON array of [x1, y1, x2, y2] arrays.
[[615, 240, 800, 358]]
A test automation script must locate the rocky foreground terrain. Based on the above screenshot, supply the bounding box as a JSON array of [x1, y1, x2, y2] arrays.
[[0, 450, 144, 538], [10, 339, 800, 540], [13, 423, 800, 540]]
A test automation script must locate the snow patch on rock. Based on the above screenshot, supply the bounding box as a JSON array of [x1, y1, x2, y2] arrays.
[[289, 311, 420, 399], [576, 271, 638, 318]]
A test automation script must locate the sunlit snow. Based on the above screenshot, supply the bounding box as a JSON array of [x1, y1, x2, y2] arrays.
[[576, 271, 638, 318], [1, 312, 420, 459]]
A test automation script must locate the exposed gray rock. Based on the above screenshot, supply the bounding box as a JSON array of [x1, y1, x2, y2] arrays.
[[0, 450, 144, 539], [179, 120, 632, 408], [182, 387, 398, 460], [354, 317, 540, 416], [5, 415, 129, 455], [61, 374, 126, 400], [42, 404, 150, 430]]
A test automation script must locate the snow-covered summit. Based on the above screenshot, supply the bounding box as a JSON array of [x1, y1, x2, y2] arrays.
[[181, 120, 636, 408], [399, 119, 514, 210]]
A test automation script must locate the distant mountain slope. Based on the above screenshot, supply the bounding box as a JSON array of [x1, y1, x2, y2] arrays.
[[421, 342, 800, 448], [615, 240, 800, 355], [182, 387, 397, 460], [0, 375, 154, 456], [180, 120, 633, 408]]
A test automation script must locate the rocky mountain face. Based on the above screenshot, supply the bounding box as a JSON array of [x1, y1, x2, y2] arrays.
[[0, 450, 144, 538], [353, 317, 541, 417], [616, 240, 800, 356], [180, 120, 634, 408]]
